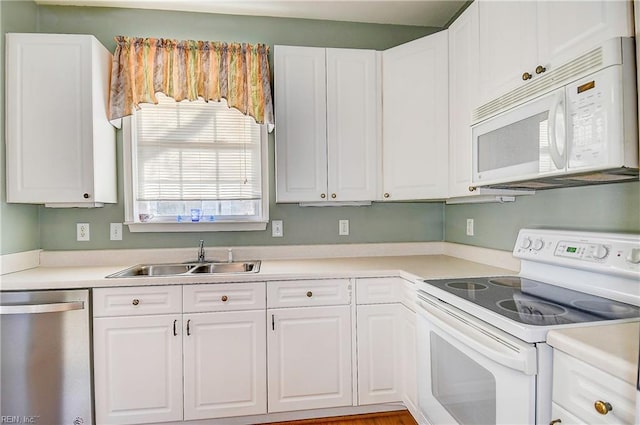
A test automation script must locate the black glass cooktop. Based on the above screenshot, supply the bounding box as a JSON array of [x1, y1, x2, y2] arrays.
[[421, 276, 640, 326]]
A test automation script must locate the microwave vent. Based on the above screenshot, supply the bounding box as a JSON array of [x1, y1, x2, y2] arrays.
[[473, 47, 604, 123]]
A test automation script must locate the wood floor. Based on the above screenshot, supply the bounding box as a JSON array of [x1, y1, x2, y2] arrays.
[[268, 411, 418, 425]]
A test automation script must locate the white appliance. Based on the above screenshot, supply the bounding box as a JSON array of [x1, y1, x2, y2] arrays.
[[416, 228, 640, 425], [471, 38, 638, 190]]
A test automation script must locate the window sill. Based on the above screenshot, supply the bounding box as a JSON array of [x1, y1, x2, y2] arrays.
[[125, 221, 268, 233]]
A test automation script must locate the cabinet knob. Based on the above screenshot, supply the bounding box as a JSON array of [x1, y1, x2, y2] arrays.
[[221, 295, 228, 302], [132, 299, 140, 306], [549, 420, 562, 425], [468, 186, 477, 192], [83, 193, 90, 199], [383, 193, 390, 198], [321, 193, 326, 199], [535, 65, 547, 74], [522, 72, 532, 81], [331, 193, 337, 199], [594, 400, 612, 415], [306, 291, 313, 298]]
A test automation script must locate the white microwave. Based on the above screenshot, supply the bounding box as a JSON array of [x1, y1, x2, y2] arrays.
[[472, 38, 638, 190]]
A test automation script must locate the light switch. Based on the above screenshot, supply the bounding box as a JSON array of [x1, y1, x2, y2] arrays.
[[272, 220, 283, 237], [339, 220, 349, 236]]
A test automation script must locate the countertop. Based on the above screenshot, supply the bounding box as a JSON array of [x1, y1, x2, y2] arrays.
[[547, 322, 640, 385], [0, 254, 517, 291]]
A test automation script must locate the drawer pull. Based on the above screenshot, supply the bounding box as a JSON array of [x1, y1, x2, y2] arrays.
[[132, 299, 140, 306], [306, 291, 313, 298], [221, 295, 228, 302], [594, 400, 612, 415], [549, 420, 561, 425]]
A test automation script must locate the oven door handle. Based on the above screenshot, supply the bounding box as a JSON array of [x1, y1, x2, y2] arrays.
[[417, 294, 537, 375]]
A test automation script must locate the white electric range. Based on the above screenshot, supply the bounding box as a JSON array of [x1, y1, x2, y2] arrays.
[[415, 228, 640, 425]]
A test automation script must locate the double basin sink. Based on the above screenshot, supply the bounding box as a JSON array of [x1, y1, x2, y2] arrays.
[[107, 261, 260, 278]]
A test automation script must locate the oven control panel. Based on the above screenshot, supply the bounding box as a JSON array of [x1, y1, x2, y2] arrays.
[[554, 241, 610, 262], [514, 229, 640, 276]]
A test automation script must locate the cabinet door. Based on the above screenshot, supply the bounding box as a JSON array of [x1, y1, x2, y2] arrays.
[[477, 0, 537, 105], [356, 304, 401, 405], [326, 49, 379, 201], [448, 1, 479, 198], [183, 310, 267, 420], [93, 315, 183, 425], [537, 0, 633, 70], [274, 46, 328, 202], [382, 31, 449, 200], [268, 305, 352, 412], [5, 33, 115, 206], [400, 305, 418, 418]]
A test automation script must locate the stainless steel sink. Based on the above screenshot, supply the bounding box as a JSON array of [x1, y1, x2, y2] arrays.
[[107, 261, 260, 278]]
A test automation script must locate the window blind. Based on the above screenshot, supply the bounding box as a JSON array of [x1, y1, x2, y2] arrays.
[[135, 95, 262, 201]]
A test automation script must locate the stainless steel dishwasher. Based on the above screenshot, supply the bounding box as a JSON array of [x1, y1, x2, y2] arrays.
[[1, 289, 93, 424]]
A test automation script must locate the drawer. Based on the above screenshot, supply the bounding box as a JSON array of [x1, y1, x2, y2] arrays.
[[267, 279, 351, 308], [93, 286, 182, 317], [553, 350, 636, 425], [356, 277, 403, 304], [183, 282, 266, 312]]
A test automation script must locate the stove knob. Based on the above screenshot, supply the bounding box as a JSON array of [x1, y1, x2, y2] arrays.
[[532, 239, 544, 251], [626, 248, 640, 264], [520, 237, 532, 249], [592, 245, 609, 260]]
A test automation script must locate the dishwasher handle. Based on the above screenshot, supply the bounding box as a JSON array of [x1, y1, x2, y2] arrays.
[[0, 301, 85, 315]]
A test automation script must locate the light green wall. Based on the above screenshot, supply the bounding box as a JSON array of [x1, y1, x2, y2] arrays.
[[0, 0, 41, 255], [2, 2, 638, 254], [445, 181, 640, 251], [27, 3, 446, 251]]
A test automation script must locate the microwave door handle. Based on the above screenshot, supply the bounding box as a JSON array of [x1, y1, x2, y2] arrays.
[[547, 91, 566, 170]]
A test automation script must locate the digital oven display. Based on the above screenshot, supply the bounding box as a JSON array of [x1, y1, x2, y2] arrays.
[[566, 247, 578, 253]]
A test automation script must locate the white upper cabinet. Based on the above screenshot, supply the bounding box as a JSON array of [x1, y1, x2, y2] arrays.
[[382, 31, 449, 201], [477, 0, 537, 106], [326, 49, 379, 202], [274, 46, 327, 203], [477, 0, 634, 106], [448, 1, 480, 198], [5, 33, 116, 207], [275, 46, 379, 203]]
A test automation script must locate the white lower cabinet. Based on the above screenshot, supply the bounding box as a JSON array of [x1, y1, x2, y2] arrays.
[[93, 284, 267, 425], [400, 304, 418, 417], [93, 277, 418, 424], [551, 349, 637, 424], [93, 315, 184, 425], [268, 305, 353, 412], [183, 310, 267, 420], [356, 304, 401, 404], [355, 278, 417, 410]]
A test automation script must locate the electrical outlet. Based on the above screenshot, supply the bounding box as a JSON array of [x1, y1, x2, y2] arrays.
[[77, 223, 90, 241], [466, 219, 474, 236], [110, 223, 123, 241], [339, 219, 349, 236], [272, 220, 283, 237]]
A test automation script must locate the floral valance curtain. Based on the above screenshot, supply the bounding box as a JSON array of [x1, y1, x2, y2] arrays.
[[108, 36, 274, 128]]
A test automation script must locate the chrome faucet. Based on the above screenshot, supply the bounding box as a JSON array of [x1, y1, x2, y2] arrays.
[[197, 240, 206, 263]]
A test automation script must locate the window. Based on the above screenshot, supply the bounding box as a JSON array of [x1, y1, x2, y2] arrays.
[[123, 94, 269, 232]]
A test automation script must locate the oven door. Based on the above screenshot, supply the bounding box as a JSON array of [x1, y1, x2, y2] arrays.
[[416, 292, 538, 425]]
